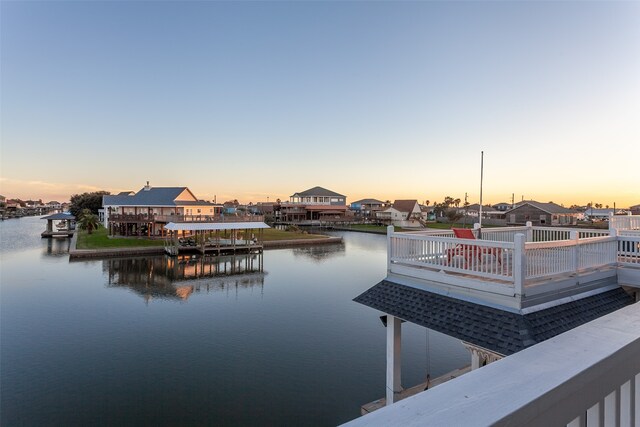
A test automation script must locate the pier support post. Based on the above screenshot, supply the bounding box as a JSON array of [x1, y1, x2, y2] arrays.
[[386, 314, 402, 405]]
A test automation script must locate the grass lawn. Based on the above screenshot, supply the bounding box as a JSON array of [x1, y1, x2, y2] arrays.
[[76, 226, 166, 250], [76, 226, 328, 249]]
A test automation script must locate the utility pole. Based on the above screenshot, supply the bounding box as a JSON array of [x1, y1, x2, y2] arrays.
[[479, 151, 484, 235]]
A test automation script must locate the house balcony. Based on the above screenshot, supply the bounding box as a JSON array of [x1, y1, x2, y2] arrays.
[[385, 219, 640, 311]]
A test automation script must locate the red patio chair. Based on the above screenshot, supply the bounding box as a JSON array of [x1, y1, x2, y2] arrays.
[[446, 228, 502, 267]]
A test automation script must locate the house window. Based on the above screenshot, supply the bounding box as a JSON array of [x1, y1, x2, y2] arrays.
[[197, 209, 201, 214], [331, 198, 338, 203]]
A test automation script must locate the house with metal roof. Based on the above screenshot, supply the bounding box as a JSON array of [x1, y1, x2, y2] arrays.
[[505, 200, 579, 225], [102, 182, 222, 236]]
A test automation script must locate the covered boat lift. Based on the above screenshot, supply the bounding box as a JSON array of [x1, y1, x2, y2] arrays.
[[41, 212, 76, 237], [163, 221, 270, 256]]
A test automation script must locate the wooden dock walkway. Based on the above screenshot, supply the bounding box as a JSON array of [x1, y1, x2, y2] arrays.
[[360, 365, 471, 415]]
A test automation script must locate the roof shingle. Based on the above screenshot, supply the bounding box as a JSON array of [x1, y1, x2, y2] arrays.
[[354, 280, 633, 356]]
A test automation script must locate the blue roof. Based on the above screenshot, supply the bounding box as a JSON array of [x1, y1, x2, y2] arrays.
[[103, 187, 215, 207]]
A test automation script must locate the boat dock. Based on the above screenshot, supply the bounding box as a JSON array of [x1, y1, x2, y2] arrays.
[[41, 212, 75, 238], [163, 221, 270, 257], [360, 365, 471, 415]]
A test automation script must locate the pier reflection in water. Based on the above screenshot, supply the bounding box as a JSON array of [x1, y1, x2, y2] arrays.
[[104, 253, 265, 302], [43, 237, 71, 257]]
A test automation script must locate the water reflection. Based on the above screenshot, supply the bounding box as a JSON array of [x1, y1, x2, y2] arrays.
[[103, 253, 265, 302], [291, 242, 345, 262], [43, 237, 71, 257]]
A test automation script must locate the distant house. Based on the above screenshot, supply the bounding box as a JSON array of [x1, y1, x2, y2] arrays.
[[459, 203, 496, 218], [279, 186, 347, 222], [350, 198, 386, 218], [102, 183, 222, 236], [505, 201, 579, 226], [492, 202, 512, 212], [419, 204, 436, 221], [630, 204, 640, 215], [583, 208, 618, 221], [377, 200, 423, 227]]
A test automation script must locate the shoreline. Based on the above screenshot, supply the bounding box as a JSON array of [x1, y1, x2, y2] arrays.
[[68, 234, 342, 260]]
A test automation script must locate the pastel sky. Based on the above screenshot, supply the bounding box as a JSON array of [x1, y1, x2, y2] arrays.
[[1, 1, 639, 206]]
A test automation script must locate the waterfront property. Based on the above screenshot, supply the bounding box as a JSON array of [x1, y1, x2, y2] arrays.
[[278, 186, 348, 224], [350, 198, 386, 219], [353, 215, 640, 420], [376, 200, 424, 228], [102, 183, 229, 236]]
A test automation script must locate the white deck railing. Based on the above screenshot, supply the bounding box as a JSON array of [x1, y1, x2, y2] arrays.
[[388, 224, 635, 293], [342, 302, 640, 427], [618, 234, 640, 267], [610, 214, 640, 231]]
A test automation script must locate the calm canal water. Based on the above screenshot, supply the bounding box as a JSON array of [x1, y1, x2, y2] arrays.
[[1, 216, 468, 426]]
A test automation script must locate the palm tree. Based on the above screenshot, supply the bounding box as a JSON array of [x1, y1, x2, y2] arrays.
[[78, 208, 99, 234]]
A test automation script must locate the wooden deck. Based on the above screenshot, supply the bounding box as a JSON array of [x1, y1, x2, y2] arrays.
[[360, 365, 471, 415]]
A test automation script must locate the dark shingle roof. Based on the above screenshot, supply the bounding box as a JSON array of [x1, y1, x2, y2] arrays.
[[292, 186, 345, 198], [509, 201, 577, 214], [354, 280, 633, 356], [392, 200, 419, 213]]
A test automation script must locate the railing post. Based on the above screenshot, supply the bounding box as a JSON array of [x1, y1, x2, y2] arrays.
[[570, 230, 579, 272], [387, 225, 394, 273], [514, 233, 526, 297], [525, 221, 533, 242]]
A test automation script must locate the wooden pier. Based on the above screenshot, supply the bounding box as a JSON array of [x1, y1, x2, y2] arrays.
[[360, 365, 471, 415]]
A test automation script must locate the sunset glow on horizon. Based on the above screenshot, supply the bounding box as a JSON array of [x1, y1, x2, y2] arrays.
[[1, 1, 638, 207]]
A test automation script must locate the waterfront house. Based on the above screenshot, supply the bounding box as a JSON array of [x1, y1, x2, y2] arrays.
[[350, 198, 386, 218], [350, 216, 640, 423], [376, 200, 423, 227], [631, 204, 640, 215], [102, 183, 222, 236], [505, 200, 579, 226], [279, 186, 347, 223]]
